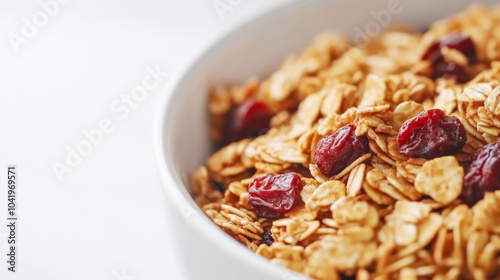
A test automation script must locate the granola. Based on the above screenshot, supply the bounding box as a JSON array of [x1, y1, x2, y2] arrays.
[[192, 6, 500, 280]]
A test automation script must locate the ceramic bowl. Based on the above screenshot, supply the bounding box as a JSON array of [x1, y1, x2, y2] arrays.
[[154, 1, 496, 279]]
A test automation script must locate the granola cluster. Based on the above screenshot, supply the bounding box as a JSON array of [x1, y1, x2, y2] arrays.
[[193, 6, 500, 280]]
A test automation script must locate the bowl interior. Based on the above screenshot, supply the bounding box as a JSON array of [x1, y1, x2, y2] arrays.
[[156, 0, 497, 277]]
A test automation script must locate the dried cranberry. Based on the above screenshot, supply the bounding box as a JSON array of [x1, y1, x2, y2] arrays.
[[314, 124, 369, 177], [422, 40, 442, 63], [397, 109, 466, 159], [247, 173, 303, 219], [422, 33, 477, 83], [423, 34, 477, 64], [462, 142, 500, 205], [431, 62, 469, 84], [210, 181, 225, 193], [260, 228, 274, 246], [223, 99, 272, 145]]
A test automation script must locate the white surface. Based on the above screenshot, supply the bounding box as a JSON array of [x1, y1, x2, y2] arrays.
[[0, 1, 290, 279]]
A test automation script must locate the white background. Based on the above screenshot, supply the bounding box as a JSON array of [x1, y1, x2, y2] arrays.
[[0, 0, 291, 279]]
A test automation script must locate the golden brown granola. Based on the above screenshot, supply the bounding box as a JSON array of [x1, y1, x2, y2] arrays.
[[193, 6, 500, 280]]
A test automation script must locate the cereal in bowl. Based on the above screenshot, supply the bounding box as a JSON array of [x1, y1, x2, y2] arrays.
[[193, 6, 500, 280]]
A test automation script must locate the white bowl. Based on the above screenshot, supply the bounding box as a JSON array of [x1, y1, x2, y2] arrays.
[[154, 0, 497, 279]]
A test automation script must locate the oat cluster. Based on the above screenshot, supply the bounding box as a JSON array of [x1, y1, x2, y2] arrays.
[[193, 6, 500, 280]]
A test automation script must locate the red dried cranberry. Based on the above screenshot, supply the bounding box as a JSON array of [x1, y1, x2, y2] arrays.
[[431, 62, 469, 84], [422, 34, 477, 83], [423, 34, 477, 64], [223, 99, 272, 145], [247, 173, 303, 219], [210, 181, 225, 193], [314, 124, 369, 177], [462, 142, 500, 205], [397, 109, 466, 159], [422, 40, 442, 63], [260, 228, 274, 246]]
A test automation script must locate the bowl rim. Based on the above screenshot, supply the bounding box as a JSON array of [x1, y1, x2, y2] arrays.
[[153, 1, 304, 278]]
